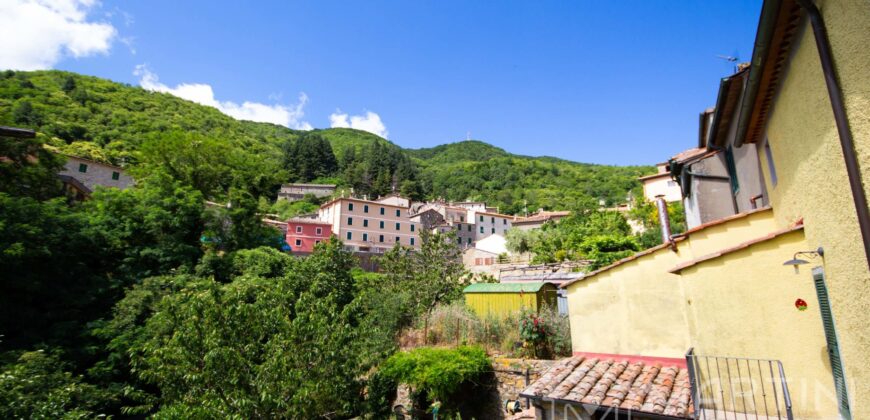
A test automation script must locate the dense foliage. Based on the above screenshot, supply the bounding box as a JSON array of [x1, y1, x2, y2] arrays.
[[0, 70, 651, 211], [378, 346, 490, 409], [0, 69, 660, 417]]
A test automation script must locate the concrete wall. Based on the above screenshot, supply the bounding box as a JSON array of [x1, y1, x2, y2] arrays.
[[755, 1, 870, 416], [683, 155, 734, 229]]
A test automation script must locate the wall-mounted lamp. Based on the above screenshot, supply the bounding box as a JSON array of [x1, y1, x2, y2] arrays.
[[783, 247, 824, 273]]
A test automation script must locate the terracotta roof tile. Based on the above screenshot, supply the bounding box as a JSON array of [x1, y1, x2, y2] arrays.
[[521, 355, 693, 418]]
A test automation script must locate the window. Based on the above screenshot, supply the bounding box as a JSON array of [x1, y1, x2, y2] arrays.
[[503, 219, 507, 225], [411, 224, 415, 232], [479, 215, 483, 222], [491, 228, 495, 234], [468, 225, 472, 232], [764, 139, 778, 186], [347, 217, 353, 226], [480, 226, 484, 233], [410, 238, 415, 246], [379, 235, 384, 243], [456, 225, 461, 231], [396, 209, 401, 217], [475, 258, 482, 266], [725, 146, 740, 193], [379, 221, 385, 229], [467, 237, 472, 244], [491, 217, 495, 223], [348, 203, 354, 211], [295, 239, 302, 247], [112, 171, 120, 180], [380, 207, 385, 215], [315, 227, 322, 235], [296, 226, 303, 234], [363, 219, 369, 227], [346, 231, 352, 240], [364, 204, 369, 213], [460, 216, 464, 222], [395, 222, 401, 231], [457, 237, 462, 244], [363, 233, 368, 242], [315, 240, 321, 244], [395, 236, 400, 244], [78, 163, 88, 173]]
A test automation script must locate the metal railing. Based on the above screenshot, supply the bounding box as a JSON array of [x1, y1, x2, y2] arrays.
[[686, 348, 793, 420]]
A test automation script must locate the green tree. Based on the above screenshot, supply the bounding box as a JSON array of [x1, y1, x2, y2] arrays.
[[0, 350, 116, 419], [131, 241, 373, 417], [379, 231, 469, 330]]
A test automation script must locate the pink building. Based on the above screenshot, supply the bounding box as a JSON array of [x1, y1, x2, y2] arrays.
[[285, 219, 332, 254]]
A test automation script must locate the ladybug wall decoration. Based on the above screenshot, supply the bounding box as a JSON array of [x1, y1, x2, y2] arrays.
[[795, 298, 808, 311]]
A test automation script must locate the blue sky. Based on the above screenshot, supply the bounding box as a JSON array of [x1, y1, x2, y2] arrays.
[[4, 1, 761, 165]]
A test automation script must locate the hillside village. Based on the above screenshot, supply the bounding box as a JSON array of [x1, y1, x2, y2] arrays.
[[2, 0, 870, 419]]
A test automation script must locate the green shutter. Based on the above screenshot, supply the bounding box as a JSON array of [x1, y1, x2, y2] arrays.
[[812, 267, 852, 419]]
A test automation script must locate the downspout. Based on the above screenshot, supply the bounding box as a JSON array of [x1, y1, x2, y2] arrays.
[[796, 0, 870, 271]]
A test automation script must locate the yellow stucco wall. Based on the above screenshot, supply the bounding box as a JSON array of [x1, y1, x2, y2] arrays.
[[681, 230, 837, 418], [566, 210, 841, 418], [566, 209, 779, 357], [758, 1, 870, 417]]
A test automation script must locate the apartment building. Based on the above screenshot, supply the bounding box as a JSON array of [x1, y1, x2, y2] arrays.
[[318, 197, 420, 253]]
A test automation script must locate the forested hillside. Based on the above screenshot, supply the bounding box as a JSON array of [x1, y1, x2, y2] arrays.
[[0, 70, 652, 212]]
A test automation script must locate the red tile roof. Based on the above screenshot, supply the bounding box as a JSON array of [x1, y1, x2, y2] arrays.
[[520, 354, 693, 418], [638, 172, 672, 181]]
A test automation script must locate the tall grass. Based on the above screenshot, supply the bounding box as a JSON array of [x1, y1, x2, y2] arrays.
[[408, 301, 571, 359]]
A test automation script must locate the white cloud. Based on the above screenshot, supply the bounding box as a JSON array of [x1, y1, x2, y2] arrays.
[[0, 0, 117, 70], [329, 109, 389, 139], [134, 65, 313, 129]]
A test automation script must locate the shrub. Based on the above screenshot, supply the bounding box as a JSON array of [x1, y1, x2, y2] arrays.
[[379, 346, 490, 404]]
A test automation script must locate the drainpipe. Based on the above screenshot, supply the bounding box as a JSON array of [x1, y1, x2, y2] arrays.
[[656, 196, 677, 251], [796, 0, 870, 271]]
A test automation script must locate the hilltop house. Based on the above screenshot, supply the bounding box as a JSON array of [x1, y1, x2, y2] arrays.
[[58, 155, 133, 198], [277, 183, 336, 201], [560, 1, 870, 417]]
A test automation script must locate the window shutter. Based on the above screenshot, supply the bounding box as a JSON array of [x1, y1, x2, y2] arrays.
[[813, 267, 852, 419]]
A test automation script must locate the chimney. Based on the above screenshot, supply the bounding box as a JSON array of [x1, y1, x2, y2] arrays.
[[655, 195, 676, 250]]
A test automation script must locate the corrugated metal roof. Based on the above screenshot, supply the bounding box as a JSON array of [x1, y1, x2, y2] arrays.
[[463, 282, 552, 293]]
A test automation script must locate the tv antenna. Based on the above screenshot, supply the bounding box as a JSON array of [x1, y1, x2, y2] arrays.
[[716, 50, 741, 73]]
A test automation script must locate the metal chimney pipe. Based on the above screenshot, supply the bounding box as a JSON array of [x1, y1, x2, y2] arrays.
[[655, 196, 674, 249]]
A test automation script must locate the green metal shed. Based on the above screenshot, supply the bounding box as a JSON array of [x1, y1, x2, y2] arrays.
[[463, 282, 558, 319]]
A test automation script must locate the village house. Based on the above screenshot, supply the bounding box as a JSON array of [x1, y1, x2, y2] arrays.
[[511, 210, 570, 231], [637, 162, 682, 203], [284, 218, 332, 254], [462, 234, 512, 277], [551, 1, 870, 418], [474, 210, 513, 241], [277, 183, 336, 201], [58, 155, 133, 197], [318, 196, 420, 253]]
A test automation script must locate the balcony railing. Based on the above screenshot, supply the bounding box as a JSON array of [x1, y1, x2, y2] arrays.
[[686, 348, 793, 420]]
